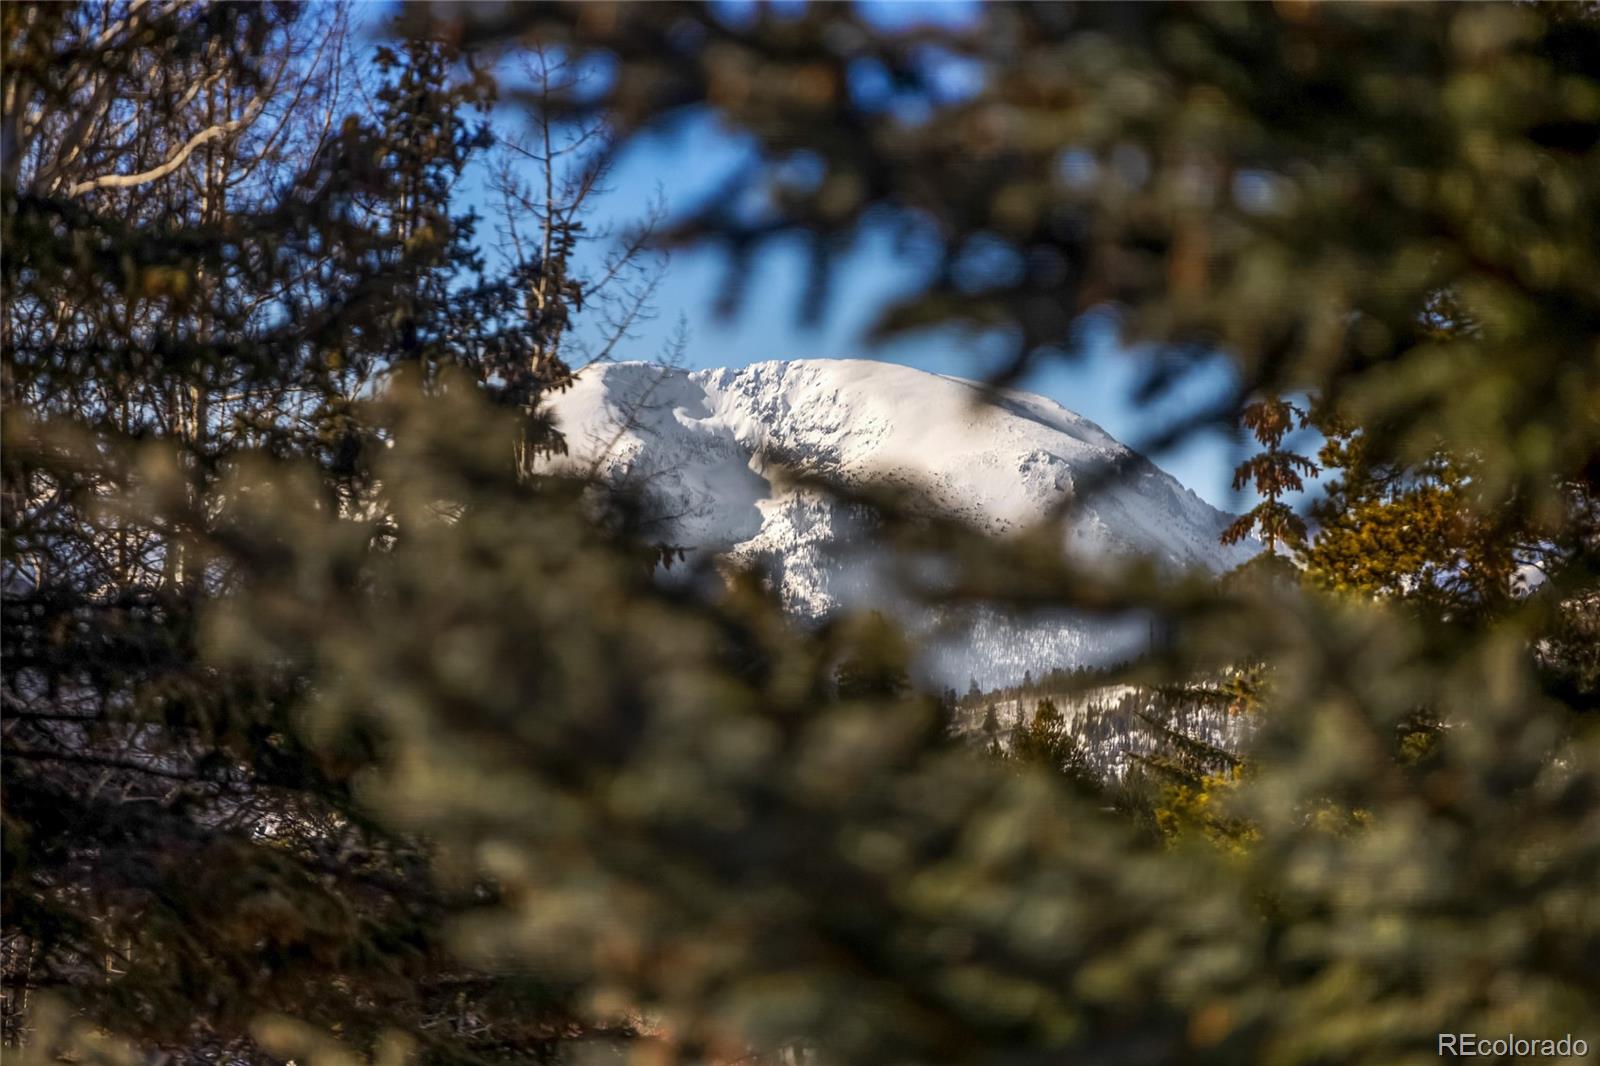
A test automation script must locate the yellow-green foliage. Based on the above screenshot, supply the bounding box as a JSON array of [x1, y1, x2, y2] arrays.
[[1303, 419, 1525, 616], [1155, 765, 1259, 857]]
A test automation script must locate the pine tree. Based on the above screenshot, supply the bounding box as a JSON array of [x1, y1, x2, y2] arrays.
[[1301, 410, 1521, 618], [1013, 698, 1063, 763], [980, 704, 1001, 756], [10, 5, 1600, 1065], [2, 10, 591, 1059], [1220, 397, 1318, 555], [1009, 699, 1096, 793]]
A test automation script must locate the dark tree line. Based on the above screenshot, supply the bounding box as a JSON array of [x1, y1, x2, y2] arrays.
[[2, 5, 614, 1061]]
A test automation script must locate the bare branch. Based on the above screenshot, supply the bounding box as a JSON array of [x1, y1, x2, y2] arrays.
[[65, 93, 265, 197]]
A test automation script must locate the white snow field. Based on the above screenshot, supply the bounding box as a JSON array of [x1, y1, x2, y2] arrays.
[[543, 359, 1254, 688]]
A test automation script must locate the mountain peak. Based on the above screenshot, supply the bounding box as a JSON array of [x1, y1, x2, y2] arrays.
[[544, 358, 1253, 686]]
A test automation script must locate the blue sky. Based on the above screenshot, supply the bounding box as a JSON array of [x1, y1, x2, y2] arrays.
[[490, 110, 1261, 511], [451, 1, 1316, 513]]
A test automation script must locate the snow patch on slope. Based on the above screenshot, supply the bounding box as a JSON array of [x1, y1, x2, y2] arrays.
[[544, 359, 1253, 686]]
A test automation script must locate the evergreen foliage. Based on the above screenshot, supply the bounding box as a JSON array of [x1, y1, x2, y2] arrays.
[[6, 4, 1600, 1066], [3, 7, 598, 1061], [1303, 413, 1527, 618], [1219, 398, 1317, 555], [1009, 698, 1097, 796]]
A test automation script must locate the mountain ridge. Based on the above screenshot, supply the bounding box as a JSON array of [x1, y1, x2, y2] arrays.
[[543, 358, 1254, 686]]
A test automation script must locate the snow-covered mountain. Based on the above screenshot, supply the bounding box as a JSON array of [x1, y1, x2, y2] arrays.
[[544, 359, 1253, 688]]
